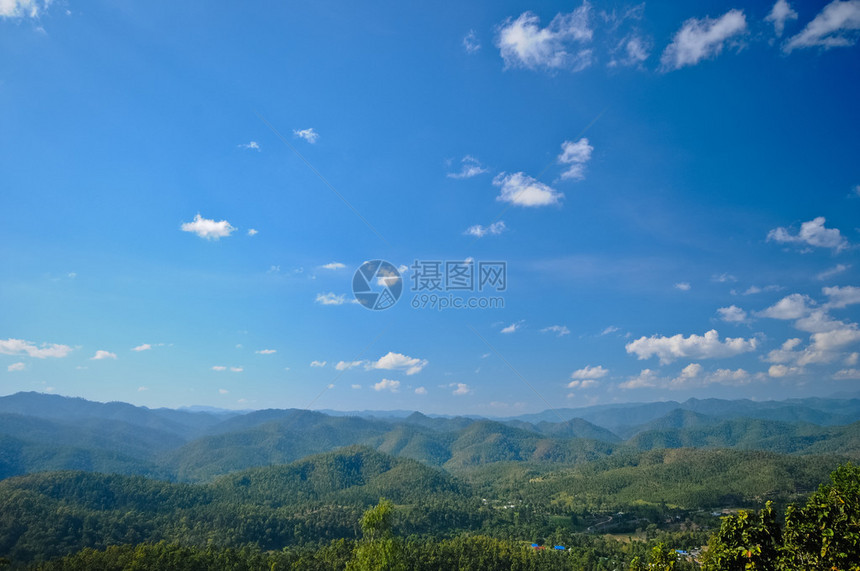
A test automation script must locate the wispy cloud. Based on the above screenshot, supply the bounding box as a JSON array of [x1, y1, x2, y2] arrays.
[[465, 220, 506, 238], [255, 349, 276, 355], [784, 0, 860, 52], [0, 0, 51, 18], [247, 229, 258, 236], [541, 325, 570, 337], [817, 264, 850, 280], [310, 360, 327, 367], [0, 338, 73, 359], [675, 282, 691, 291], [316, 292, 348, 305], [7, 362, 25, 372], [660, 9, 747, 71], [293, 128, 319, 144], [238, 141, 260, 151], [335, 360, 365, 371], [497, 5, 593, 71], [321, 262, 346, 270], [463, 29, 481, 53], [448, 155, 489, 179], [132, 344, 152, 352], [415, 386, 428, 395], [181, 214, 236, 240], [501, 320, 524, 334], [450, 382, 472, 395]]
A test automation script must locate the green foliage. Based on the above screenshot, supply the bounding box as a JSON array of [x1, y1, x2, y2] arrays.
[[780, 462, 860, 570]]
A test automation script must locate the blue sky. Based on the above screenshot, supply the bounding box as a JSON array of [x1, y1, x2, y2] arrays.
[[1, 0, 859, 415]]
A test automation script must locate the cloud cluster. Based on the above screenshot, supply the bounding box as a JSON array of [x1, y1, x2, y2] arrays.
[[626, 329, 757, 364], [557, 138, 594, 180], [496, 5, 593, 71], [181, 214, 236, 240], [767, 216, 848, 252], [370, 352, 428, 375], [0, 338, 73, 359]]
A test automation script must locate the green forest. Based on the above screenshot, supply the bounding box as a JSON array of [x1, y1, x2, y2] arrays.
[[1, 393, 859, 569]]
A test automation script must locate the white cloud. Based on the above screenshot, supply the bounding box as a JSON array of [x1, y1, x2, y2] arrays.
[[238, 141, 260, 151], [132, 344, 152, 352], [767, 326, 860, 367], [91, 350, 117, 360], [181, 214, 236, 240], [7, 362, 25, 372], [541, 325, 570, 337], [369, 352, 428, 375], [846, 352, 859, 365], [717, 305, 748, 323], [247, 229, 258, 236], [138, 386, 148, 391], [465, 221, 506, 238], [758, 293, 815, 320], [620, 368, 659, 389], [452, 382, 472, 395], [823, 285, 860, 308], [609, 34, 651, 67], [834, 368, 860, 379], [767, 217, 848, 252], [293, 128, 319, 144], [738, 285, 782, 296], [713, 273, 737, 283], [255, 349, 277, 355], [219, 388, 229, 394], [501, 321, 523, 334], [496, 5, 593, 71], [571, 365, 609, 380], [373, 378, 400, 392], [660, 9, 747, 71], [494, 172, 563, 207], [230, 366, 243, 372], [463, 29, 481, 53], [766, 0, 799, 37], [448, 155, 488, 179], [321, 262, 346, 270], [316, 292, 347, 305], [310, 360, 327, 368], [351, 384, 362, 389], [626, 329, 758, 364], [0, 0, 50, 18], [212, 366, 227, 371], [335, 360, 365, 371], [557, 138, 594, 180], [601, 326, 621, 335], [784, 0, 860, 52], [674, 282, 691, 291], [415, 386, 428, 395], [0, 338, 73, 359], [794, 310, 847, 333], [769, 364, 803, 377], [818, 264, 850, 280], [567, 379, 598, 389]]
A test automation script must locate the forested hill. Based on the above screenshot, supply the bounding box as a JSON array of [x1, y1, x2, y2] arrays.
[[2, 391, 860, 481]]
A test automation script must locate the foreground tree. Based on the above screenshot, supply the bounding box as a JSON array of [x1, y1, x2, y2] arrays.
[[346, 500, 406, 571], [702, 502, 781, 570], [780, 463, 860, 571]]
